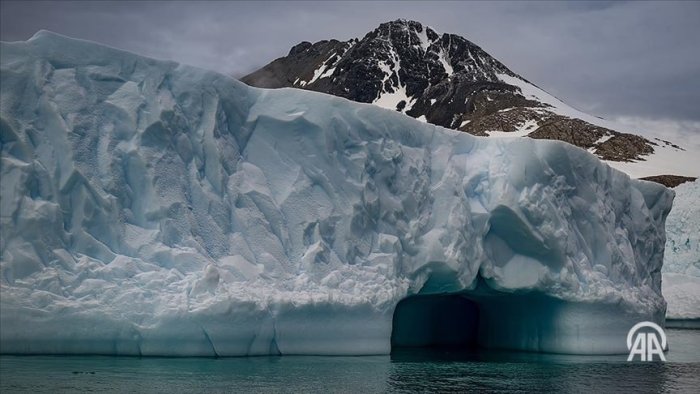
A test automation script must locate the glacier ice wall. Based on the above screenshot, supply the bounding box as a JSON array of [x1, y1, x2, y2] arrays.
[[0, 32, 674, 355], [661, 180, 700, 319]]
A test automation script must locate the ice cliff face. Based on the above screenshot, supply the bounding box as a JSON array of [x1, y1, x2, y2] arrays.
[[0, 32, 673, 355], [662, 180, 700, 319]]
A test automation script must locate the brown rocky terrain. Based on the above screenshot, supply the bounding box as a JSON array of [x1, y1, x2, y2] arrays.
[[640, 175, 697, 188]]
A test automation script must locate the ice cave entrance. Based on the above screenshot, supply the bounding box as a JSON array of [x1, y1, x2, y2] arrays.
[[391, 294, 480, 350]]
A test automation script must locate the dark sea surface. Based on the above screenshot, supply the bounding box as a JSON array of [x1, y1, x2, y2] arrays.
[[1, 329, 698, 393]]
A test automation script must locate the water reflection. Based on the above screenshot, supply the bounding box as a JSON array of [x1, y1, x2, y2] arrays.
[[388, 348, 678, 393], [1, 330, 697, 393]]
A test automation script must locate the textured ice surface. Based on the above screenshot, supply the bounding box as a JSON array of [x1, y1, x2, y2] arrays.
[[662, 180, 700, 319], [0, 32, 674, 355]]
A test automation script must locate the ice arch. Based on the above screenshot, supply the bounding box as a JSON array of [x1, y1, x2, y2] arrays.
[[390, 285, 665, 354], [391, 294, 479, 349]]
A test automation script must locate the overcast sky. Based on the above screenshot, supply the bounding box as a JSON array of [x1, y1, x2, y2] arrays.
[[2, 1, 699, 143]]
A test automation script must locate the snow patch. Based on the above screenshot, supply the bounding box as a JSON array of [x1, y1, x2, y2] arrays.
[[373, 49, 416, 113], [308, 53, 339, 85], [438, 49, 453, 77], [594, 134, 614, 145], [374, 84, 415, 113], [485, 119, 539, 138], [415, 25, 431, 52]]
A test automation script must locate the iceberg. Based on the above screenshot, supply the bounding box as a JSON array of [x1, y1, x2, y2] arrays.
[[662, 180, 700, 320], [0, 32, 674, 355]]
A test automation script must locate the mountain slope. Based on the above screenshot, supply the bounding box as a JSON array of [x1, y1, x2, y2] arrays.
[[242, 19, 697, 181]]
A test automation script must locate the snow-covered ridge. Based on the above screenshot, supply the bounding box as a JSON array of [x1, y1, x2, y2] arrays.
[[0, 31, 673, 355], [498, 73, 699, 179]]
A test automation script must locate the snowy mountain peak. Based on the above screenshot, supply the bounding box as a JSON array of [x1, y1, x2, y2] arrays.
[[243, 19, 519, 110], [242, 20, 698, 179], [371, 19, 439, 50]]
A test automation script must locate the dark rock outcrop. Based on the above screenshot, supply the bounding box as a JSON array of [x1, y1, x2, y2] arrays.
[[640, 175, 697, 188]]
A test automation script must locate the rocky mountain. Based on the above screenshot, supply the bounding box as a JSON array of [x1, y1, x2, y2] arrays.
[[242, 19, 695, 180]]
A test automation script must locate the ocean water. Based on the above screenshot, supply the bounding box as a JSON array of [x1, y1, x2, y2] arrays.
[[1, 329, 698, 393]]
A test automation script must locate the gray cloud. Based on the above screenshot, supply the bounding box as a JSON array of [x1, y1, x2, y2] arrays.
[[2, 1, 699, 136]]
